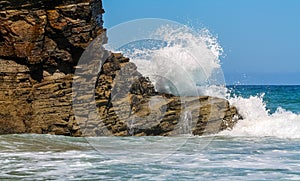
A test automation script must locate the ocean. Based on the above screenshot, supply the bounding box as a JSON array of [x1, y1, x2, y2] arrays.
[[1, 85, 300, 180]]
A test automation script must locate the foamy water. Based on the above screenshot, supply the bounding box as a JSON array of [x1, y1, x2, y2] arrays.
[[106, 19, 225, 97], [218, 87, 300, 139], [127, 26, 225, 97], [1, 134, 300, 180]]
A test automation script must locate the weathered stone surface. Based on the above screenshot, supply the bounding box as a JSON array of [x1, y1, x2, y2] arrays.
[[0, 59, 79, 135], [0, 0, 103, 75], [0, 0, 104, 136]]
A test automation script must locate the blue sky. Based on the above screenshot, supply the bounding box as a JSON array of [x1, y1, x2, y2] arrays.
[[103, 0, 300, 85]]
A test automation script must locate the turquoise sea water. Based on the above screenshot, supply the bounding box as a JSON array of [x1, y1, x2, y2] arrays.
[[228, 85, 300, 114], [1, 85, 300, 180]]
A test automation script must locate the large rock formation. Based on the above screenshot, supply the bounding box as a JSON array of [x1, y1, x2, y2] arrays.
[[0, 0, 104, 136], [0, 0, 241, 136]]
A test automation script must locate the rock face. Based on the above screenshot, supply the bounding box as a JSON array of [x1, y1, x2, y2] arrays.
[[0, 0, 104, 136], [0, 0, 241, 136], [0, 0, 103, 70]]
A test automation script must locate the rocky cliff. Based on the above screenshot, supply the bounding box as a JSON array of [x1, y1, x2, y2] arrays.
[[0, 0, 103, 136], [0, 0, 241, 136]]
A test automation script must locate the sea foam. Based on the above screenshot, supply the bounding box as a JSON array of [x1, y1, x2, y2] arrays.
[[119, 24, 225, 97], [219, 95, 300, 139]]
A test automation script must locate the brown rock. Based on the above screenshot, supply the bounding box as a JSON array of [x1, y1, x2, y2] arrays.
[[0, 0, 104, 136]]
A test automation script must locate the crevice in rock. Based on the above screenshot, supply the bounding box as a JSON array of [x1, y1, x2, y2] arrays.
[[0, 56, 28, 65], [45, 24, 84, 74], [29, 63, 44, 82], [0, 35, 5, 43]]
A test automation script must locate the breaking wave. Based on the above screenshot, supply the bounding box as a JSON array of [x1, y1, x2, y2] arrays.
[[220, 94, 300, 139], [106, 19, 300, 139]]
